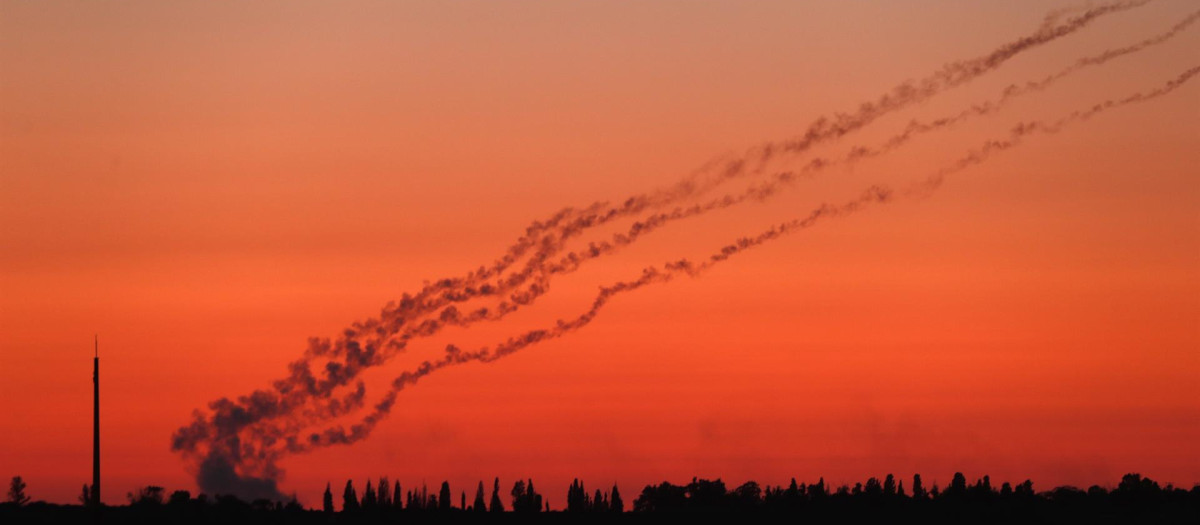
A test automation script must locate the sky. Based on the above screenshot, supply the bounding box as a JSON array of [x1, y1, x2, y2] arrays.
[[1, 0, 1198, 507]]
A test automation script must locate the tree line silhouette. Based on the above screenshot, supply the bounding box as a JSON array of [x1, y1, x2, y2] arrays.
[[3, 472, 1198, 523]]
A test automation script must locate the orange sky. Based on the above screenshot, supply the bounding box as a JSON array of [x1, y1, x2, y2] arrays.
[[2, 0, 1198, 507]]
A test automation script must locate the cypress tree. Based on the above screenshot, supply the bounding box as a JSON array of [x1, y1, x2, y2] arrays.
[[439, 482, 452, 511], [473, 481, 487, 512], [489, 478, 504, 512], [342, 480, 359, 512]]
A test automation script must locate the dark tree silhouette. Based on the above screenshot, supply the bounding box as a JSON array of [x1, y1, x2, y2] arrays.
[[169, 490, 190, 506], [884, 474, 896, 496], [392, 481, 402, 510], [488, 478, 503, 512], [377, 477, 390, 507], [969, 474, 993, 500], [688, 477, 727, 508], [78, 484, 89, 506], [567, 479, 588, 512], [1115, 473, 1160, 499], [526, 479, 543, 512], [511, 480, 525, 512], [565, 481, 624, 513], [342, 480, 359, 512], [946, 472, 968, 498], [912, 474, 926, 500], [408, 484, 433, 510], [633, 482, 687, 512], [1015, 479, 1034, 498], [2, 471, 1198, 523], [473, 481, 486, 512], [460, 490, 466, 510], [361, 479, 376, 509], [439, 481, 451, 511], [510, 479, 542, 513], [7, 477, 30, 507], [811, 478, 827, 499], [127, 486, 164, 506], [782, 478, 800, 503], [864, 477, 882, 497]]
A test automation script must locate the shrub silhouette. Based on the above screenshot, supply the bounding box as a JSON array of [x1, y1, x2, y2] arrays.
[[6, 477, 30, 506]]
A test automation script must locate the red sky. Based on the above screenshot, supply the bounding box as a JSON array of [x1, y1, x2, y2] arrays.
[[2, 0, 1197, 507]]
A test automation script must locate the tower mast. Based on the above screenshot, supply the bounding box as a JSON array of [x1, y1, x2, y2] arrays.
[[92, 335, 100, 506]]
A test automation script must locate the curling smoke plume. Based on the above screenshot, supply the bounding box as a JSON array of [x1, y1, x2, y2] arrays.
[[171, 1, 1182, 501]]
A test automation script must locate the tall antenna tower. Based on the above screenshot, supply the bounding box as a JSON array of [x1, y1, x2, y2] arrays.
[[92, 335, 100, 506]]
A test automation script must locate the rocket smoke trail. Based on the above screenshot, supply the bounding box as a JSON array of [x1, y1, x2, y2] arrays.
[[170, 1, 1185, 501], [302, 0, 1172, 383], [276, 2, 1199, 420], [852, 7, 1200, 163], [590, 0, 1160, 218], [317, 0, 1161, 364], [295, 64, 1200, 451]]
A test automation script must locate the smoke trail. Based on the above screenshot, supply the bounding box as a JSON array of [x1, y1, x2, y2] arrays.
[[644, 0, 1156, 208], [291, 65, 1198, 451], [912, 64, 1200, 196], [1038, 4, 1092, 33], [1021, 7, 1200, 92], [326, 0, 1160, 357], [187, 53, 1196, 487], [328, 0, 1186, 372], [350, 4, 1200, 367], [852, 8, 1200, 163], [290, 186, 896, 449], [170, 1, 1162, 500], [300, 0, 1158, 372], [739, 0, 1155, 167]]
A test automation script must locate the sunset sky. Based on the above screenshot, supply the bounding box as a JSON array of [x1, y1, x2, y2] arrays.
[[2, 0, 1197, 507]]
